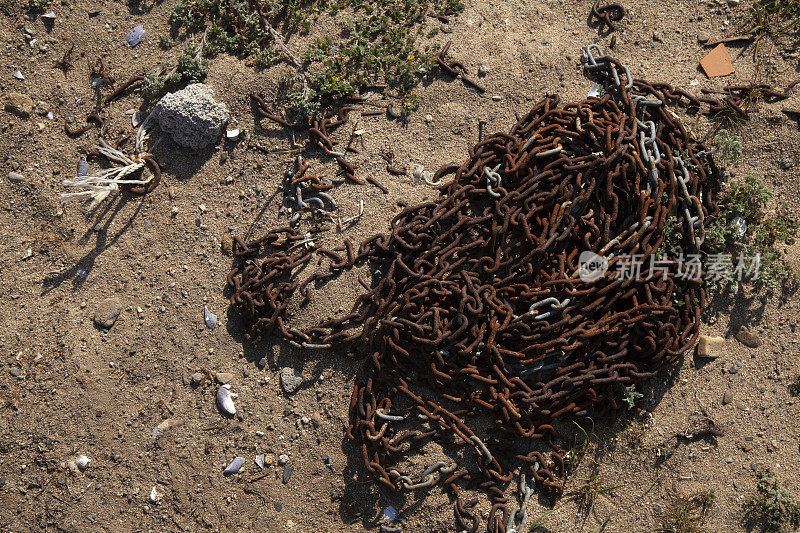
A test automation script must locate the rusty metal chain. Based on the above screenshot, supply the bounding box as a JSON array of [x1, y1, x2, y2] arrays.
[[228, 46, 721, 532]]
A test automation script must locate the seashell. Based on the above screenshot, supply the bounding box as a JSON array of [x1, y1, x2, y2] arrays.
[[13, 71, 24, 80], [77, 156, 89, 177], [729, 216, 747, 238], [152, 418, 183, 439], [216, 384, 236, 416], [41, 12, 56, 21], [74, 455, 90, 470], [224, 456, 245, 475], [204, 306, 217, 329], [226, 129, 240, 141], [131, 110, 142, 128], [149, 486, 162, 503], [255, 454, 265, 470], [126, 24, 145, 48]]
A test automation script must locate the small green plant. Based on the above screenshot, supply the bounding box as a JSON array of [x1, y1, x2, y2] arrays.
[[714, 129, 743, 166], [658, 490, 715, 533], [622, 384, 643, 409], [745, 471, 800, 532], [564, 418, 595, 473], [789, 375, 800, 396], [27, 0, 50, 13], [140, 43, 208, 101]]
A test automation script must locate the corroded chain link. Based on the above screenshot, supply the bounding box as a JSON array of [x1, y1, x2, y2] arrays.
[[228, 46, 721, 532]]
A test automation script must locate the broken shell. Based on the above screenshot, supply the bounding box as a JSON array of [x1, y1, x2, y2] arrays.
[[149, 486, 162, 503], [126, 24, 145, 48], [226, 129, 240, 141], [41, 12, 56, 21], [255, 454, 265, 470], [204, 306, 217, 330], [74, 455, 90, 470], [12, 71, 24, 80], [131, 110, 142, 128], [77, 156, 89, 177], [152, 417, 183, 439], [216, 384, 236, 416], [224, 456, 245, 475]]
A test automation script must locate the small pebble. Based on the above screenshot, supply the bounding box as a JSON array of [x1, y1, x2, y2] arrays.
[[477, 62, 489, 78], [215, 372, 234, 385], [8, 172, 25, 183], [722, 390, 734, 405], [280, 367, 303, 394], [697, 31, 711, 43], [94, 298, 122, 329], [735, 326, 761, 348], [278, 454, 289, 466], [282, 464, 293, 484]]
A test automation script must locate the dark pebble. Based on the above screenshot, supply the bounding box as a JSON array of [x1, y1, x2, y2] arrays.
[[282, 464, 292, 484]]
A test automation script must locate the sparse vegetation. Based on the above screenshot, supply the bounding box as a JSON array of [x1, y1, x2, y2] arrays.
[[748, 0, 800, 58], [169, 0, 464, 118], [789, 374, 800, 396], [657, 490, 715, 533], [714, 129, 743, 166], [27, 0, 50, 13], [140, 43, 209, 101], [745, 471, 800, 532], [704, 175, 799, 290]]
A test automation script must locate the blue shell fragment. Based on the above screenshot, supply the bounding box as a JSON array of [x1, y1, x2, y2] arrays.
[[126, 25, 145, 48], [382, 506, 397, 521], [77, 156, 89, 177]]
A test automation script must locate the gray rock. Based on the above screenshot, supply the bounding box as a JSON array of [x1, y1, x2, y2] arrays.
[[280, 367, 303, 394], [722, 390, 734, 405], [8, 172, 25, 183], [153, 84, 229, 150], [94, 298, 122, 329], [477, 62, 489, 78], [735, 326, 761, 348], [311, 412, 322, 427], [191, 372, 204, 386], [4, 93, 33, 117], [215, 372, 234, 385], [9, 367, 21, 378], [697, 31, 711, 43]]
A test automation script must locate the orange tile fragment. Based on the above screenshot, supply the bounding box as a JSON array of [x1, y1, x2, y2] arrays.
[[700, 43, 735, 78]]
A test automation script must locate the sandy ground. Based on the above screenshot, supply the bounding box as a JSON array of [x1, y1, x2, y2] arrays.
[[2, 0, 800, 531]]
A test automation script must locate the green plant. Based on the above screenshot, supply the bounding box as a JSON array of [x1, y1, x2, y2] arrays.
[[564, 419, 595, 473], [658, 490, 715, 533], [622, 384, 643, 409], [27, 0, 49, 13], [714, 129, 743, 166], [140, 43, 208, 101], [745, 471, 800, 532], [788, 374, 800, 396]]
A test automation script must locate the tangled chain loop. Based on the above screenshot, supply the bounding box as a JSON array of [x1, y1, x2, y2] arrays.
[[227, 46, 719, 532]]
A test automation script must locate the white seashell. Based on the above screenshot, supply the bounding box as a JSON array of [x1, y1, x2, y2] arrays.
[[204, 306, 217, 329], [224, 456, 245, 475], [74, 455, 90, 470], [41, 12, 56, 21], [149, 486, 162, 503], [255, 454, 265, 470], [226, 129, 240, 141], [216, 384, 236, 416], [13, 71, 24, 80]]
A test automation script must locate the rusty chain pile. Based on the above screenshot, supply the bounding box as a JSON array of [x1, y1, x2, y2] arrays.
[[228, 46, 722, 532]]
